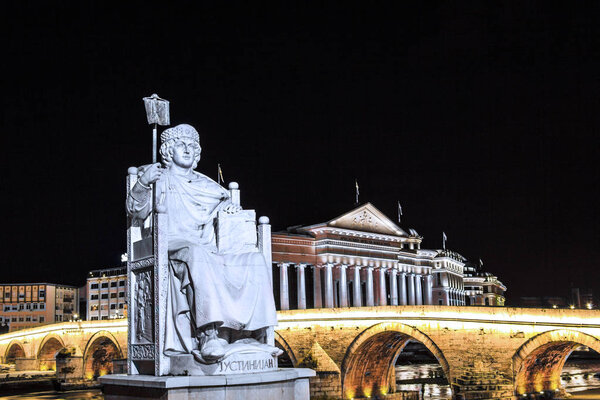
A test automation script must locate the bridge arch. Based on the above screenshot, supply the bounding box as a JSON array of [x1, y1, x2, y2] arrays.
[[341, 322, 450, 399], [83, 330, 124, 380], [513, 329, 600, 395], [274, 331, 298, 367], [37, 334, 66, 371], [4, 340, 26, 364]]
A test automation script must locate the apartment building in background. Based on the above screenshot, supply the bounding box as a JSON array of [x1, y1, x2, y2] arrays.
[[0, 283, 79, 331], [86, 266, 128, 320]]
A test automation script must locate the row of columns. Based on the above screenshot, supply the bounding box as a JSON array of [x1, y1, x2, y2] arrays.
[[277, 263, 434, 310]]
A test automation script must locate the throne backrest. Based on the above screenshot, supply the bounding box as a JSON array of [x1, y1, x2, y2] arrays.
[[126, 169, 273, 377]]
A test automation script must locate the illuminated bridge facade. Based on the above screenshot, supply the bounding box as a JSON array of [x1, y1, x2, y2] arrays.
[[0, 306, 598, 399]]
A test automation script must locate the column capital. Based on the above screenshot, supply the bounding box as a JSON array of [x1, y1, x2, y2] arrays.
[[277, 262, 290, 268], [295, 263, 306, 269], [336, 264, 349, 269]]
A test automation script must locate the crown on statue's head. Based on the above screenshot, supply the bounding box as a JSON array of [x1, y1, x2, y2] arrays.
[[160, 124, 199, 144]]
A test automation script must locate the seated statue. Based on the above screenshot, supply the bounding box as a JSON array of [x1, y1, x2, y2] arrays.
[[126, 123, 280, 364]]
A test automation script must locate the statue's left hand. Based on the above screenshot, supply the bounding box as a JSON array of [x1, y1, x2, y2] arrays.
[[223, 204, 242, 215]]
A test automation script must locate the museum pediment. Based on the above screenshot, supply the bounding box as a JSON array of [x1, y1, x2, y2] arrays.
[[327, 203, 408, 237]]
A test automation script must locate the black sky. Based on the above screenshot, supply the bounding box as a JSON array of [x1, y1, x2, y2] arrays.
[[2, 2, 599, 303]]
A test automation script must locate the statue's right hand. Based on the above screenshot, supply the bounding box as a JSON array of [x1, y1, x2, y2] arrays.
[[138, 163, 163, 186]]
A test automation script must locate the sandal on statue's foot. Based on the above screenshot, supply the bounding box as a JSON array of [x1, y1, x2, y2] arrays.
[[200, 337, 228, 362]]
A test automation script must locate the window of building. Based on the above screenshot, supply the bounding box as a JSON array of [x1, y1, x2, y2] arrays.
[[3, 306, 10, 312], [91, 294, 99, 300], [101, 316, 108, 320], [119, 280, 125, 287], [118, 292, 125, 298], [110, 293, 117, 299], [101, 294, 108, 299], [91, 305, 98, 311], [91, 316, 99, 320], [32, 303, 38, 309], [90, 283, 99, 289], [101, 305, 108, 310], [110, 304, 116, 309], [4, 292, 9, 299], [39, 303, 45, 310], [19, 304, 24, 310], [111, 282, 117, 287], [101, 283, 109, 289], [119, 303, 124, 309], [11, 317, 17, 322], [25, 317, 31, 322], [438, 299, 443, 305], [39, 290, 45, 298], [39, 316, 45, 323], [25, 303, 31, 310], [18, 317, 24, 322]]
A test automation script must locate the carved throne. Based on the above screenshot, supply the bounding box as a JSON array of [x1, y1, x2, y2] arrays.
[[126, 169, 274, 376]]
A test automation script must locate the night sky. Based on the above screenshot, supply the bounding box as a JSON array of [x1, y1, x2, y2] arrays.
[[2, 3, 599, 303]]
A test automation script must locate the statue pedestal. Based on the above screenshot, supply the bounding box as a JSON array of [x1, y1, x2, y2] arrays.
[[99, 368, 315, 400]]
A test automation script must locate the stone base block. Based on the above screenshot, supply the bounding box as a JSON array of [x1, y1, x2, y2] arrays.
[[99, 368, 315, 400]]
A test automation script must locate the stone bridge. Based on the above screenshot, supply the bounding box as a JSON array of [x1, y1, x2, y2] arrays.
[[1, 306, 599, 399], [0, 319, 127, 380]]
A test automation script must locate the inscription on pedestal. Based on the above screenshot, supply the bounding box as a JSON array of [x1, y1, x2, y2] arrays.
[[219, 357, 275, 373]]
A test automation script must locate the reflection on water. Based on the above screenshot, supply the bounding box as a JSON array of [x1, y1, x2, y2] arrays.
[[396, 363, 452, 400], [0, 389, 103, 400], [560, 361, 600, 393], [396, 362, 600, 399]]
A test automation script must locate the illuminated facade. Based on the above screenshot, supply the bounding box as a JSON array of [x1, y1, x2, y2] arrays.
[[271, 203, 506, 309], [432, 249, 467, 306], [463, 262, 506, 306], [86, 266, 128, 320], [0, 283, 79, 331], [272, 203, 473, 310]]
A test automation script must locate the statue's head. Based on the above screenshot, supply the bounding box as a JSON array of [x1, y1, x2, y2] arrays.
[[160, 124, 202, 169]]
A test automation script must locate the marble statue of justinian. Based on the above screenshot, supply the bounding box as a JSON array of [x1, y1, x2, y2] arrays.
[[127, 123, 281, 365]]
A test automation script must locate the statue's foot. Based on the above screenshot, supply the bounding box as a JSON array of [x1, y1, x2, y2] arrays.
[[232, 338, 283, 357], [199, 337, 228, 363]]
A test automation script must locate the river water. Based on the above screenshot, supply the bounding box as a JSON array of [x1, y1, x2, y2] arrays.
[[395, 361, 600, 400], [1, 362, 598, 399]]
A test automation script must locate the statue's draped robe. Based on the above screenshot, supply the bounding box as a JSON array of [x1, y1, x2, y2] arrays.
[[127, 170, 277, 355]]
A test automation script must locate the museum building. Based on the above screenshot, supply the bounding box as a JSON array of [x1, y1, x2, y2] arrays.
[[271, 203, 505, 310]]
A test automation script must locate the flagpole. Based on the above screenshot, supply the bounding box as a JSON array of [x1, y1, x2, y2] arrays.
[[217, 163, 221, 185], [398, 201, 402, 224]]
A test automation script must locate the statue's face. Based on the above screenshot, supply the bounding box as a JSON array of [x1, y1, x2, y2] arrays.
[[172, 138, 199, 169]]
